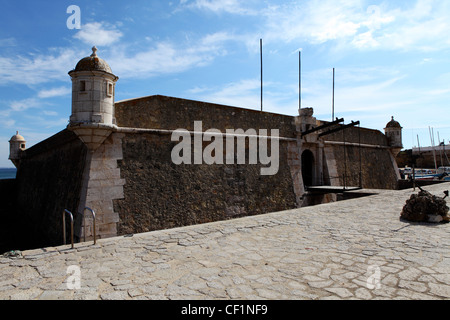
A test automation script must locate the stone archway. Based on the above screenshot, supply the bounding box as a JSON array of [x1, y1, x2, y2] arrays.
[[301, 149, 315, 187]]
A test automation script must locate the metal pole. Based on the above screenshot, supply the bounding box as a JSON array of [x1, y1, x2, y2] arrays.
[[429, 126, 437, 170], [260, 39, 263, 112], [359, 122, 362, 188], [343, 126, 347, 190], [438, 131, 443, 167], [63, 211, 66, 245], [299, 51, 301, 111], [332, 68, 335, 121], [63, 209, 74, 249], [84, 207, 96, 245]]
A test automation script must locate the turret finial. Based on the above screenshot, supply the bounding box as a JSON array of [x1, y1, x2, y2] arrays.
[[91, 46, 98, 57]]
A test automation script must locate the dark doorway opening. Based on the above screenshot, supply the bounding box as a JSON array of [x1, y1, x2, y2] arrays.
[[302, 149, 314, 187]]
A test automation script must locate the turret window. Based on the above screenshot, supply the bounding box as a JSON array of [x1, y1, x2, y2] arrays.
[[80, 80, 86, 92], [107, 82, 113, 97]]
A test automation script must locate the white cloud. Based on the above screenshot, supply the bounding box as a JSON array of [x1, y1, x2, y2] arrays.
[[74, 22, 123, 46], [109, 42, 203, 77], [351, 31, 380, 49], [109, 31, 236, 78], [200, 31, 235, 47], [0, 48, 78, 85], [259, 0, 450, 52], [0, 98, 44, 137], [262, 0, 364, 44], [180, 0, 257, 15], [9, 98, 41, 112], [0, 37, 17, 47], [186, 78, 297, 115], [37, 87, 71, 99], [42, 110, 59, 116], [33, 117, 68, 129], [177, 0, 450, 54], [0, 119, 15, 129]]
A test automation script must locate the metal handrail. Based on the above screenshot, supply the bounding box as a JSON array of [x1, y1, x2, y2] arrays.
[[63, 209, 74, 249], [83, 207, 96, 245]]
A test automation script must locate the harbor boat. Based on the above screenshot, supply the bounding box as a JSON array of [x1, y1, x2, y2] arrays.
[[416, 169, 439, 180], [436, 167, 450, 181], [400, 168, 440, 181]]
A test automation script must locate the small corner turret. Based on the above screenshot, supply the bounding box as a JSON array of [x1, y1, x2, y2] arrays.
[[9, 131, 26, 168], [384, 116, 403, 157], [67, 46, 119, 152]]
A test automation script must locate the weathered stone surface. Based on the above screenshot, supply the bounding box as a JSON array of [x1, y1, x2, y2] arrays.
[[113, 133, 297, 235]]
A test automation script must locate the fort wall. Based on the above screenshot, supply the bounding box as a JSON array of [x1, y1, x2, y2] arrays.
[[0, 49, 403, 252], [113, 132, 297, 235], [13, 130, 87, 250], [1, 96, 402, 250], [323, 126, 399, 189], [115, 95, 297, 137], [0, 179, 18, 253]]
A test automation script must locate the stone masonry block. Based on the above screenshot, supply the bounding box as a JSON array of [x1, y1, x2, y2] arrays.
[[98, 223, 117, 237], [87, 185, 124, 200], [90, 159, 119, 170]]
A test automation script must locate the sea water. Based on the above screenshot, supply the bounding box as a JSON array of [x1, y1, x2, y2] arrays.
[[0, 168, 17, 180]]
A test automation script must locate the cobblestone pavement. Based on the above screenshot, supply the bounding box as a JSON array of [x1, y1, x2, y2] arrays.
[[1, 183, 449, 300]]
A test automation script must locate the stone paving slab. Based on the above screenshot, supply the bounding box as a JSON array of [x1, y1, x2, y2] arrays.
[[0, 183, 449, 300]]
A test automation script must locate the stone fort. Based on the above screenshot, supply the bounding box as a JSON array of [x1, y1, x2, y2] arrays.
[[1, 47, 403, 252]]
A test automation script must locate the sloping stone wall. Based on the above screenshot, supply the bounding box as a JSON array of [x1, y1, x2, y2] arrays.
[[0, 179, 18, 253], [14, 130, 87, 249]]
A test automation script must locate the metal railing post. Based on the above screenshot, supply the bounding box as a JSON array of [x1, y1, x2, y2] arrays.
[[63, 209, 74, 249], [83, 207, 96, 245]]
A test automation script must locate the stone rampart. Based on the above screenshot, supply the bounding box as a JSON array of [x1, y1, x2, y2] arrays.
[[323, 126, 399, 189], [113, 132, 297, 235], [0, 179, 18, 253], [115, 95, 297, 137], [14, 130, 88, 250], [1, 95, 402, 249]]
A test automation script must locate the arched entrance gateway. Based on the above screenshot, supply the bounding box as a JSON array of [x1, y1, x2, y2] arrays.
[[301, 149, 315, 187]]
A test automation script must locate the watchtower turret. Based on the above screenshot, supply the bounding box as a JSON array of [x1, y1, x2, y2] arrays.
[[384, 116, 403, 157], [9, 131, 26, 168], [67, 47, 119, 151]]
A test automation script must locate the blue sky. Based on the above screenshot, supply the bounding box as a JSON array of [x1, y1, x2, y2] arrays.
[[1, 0, 450, 167]]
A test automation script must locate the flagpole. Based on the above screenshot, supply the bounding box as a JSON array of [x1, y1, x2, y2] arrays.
[[299, 51, 302, 111], [260, 38, 263, 112], [332, 68, 335, 121]]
